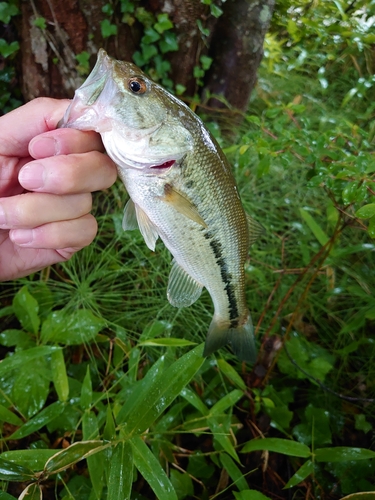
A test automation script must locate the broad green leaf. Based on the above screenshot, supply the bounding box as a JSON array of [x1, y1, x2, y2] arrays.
[[356, 203, 375, 219], [18, 483, 42, 500], [139, 338, 196, 347], [0, 491, 17, 500], [284, 460, 313, 488], [299, 208, 329, 246], [131, 436, 177, 500], [13, 286, 40, 335], [208, 416, 240, 463], [0, 458, 34, 481], [80, 366, 92, 411], [217, 359, 246, 390], [103, 406, 116, 441], [0, 329, 31, 348], [234, 490, 272, 500], [9, 402, 64, 440], [108, 442, 133, 500], [82, 412, 103, 499], [170, 469, 194, 499], [11, 357, 51, 418], [242, 438, 311, 458], [41, 309, 105, 345], [119, 344, 205, 435], [0, 404, 23, 425], [210, 390, 243, 415], [0, 346, 60, 377], [315, 447, 375, 462], [44, 441, 109, 475], [0, 449, 56, 471], [220, 453, 248, 491], [354, 414, 372, 434], [50, 349, 69, 402]]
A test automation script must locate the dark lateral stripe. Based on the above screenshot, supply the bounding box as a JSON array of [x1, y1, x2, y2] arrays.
[[204, 231, 239, 322]]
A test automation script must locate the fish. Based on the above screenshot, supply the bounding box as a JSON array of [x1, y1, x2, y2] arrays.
[[59, 49, 263, 362]]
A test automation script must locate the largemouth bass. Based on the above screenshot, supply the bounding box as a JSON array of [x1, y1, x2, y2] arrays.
[[60, 49, 262, 362]]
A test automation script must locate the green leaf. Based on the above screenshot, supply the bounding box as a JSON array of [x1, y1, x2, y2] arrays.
[[131, 436, 177, 500], [299, 208, 329, 246], [0, 404, 23, 426], [13, 286, 40, 335], [170, 469, 194, 499], [44, 441, 109, 475], [210, 3, 223, 17], [208, 416, 240, 463], [50, 349, 69, 402], [0, 2, 19, 23], [119, 344, 205, 435], [1, 449, 56, 471], [9, 402, 65, 440], [0, 329, 31, 347], [180, 387, 209, 416], [0, 346, 60, 377], [217, 359, 246, 390], [0, 458, 34, 481], [341, 494, 375, 500], [41, 309, 105, 345], [82, 412, 103, 499], [100, 18, 118, 38], [241, 438, 311, 458], [159, 32, 179, 53], [234, 490, 272, 500], [220, 453, 248, 491], [284, 460, 313, 488], [356, 203, 375, 219], [139, 338, 196, 347], [368, 215, 375, 238], [315, 447, 375, 462], [107, 442, 133, 500], [33, 17, 46, 30], [0, 39, 19, 58], [18, 482, 42, 500], [80, 366, 93, 410], [0, 491, 17, 500], [354, 414, 372, 434], [154, 13, 173, 33], [210, 390, 243, 415]]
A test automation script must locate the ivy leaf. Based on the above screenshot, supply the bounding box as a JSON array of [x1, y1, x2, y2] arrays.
[[101, 19, 118, 38]]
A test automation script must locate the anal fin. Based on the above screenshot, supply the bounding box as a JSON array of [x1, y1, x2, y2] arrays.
[[167, 259, 203, 308]]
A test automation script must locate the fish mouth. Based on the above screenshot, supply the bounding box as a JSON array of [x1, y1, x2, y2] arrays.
[[59, 49, 113, 130]]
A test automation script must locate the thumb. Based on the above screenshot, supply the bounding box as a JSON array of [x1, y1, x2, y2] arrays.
[[0, 98, 71, 158]]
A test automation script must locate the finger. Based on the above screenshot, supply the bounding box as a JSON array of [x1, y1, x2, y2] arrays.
[[0, 192, 92, 229], [0, 98, 71, 157], [19, 152, 117, 193], [29, 128, 106, 159], [9, 214, 98, 249]]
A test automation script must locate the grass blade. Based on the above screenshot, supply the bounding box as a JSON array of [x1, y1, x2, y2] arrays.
[[107, 442, 133, 500], [131, 436, 177, 500], [241, 438, 311, 458]]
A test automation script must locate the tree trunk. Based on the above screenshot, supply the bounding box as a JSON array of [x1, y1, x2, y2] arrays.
[[17, 0, 274, 112]]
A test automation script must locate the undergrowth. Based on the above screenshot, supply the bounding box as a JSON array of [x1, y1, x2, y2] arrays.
[[1, 1, 375, 499]]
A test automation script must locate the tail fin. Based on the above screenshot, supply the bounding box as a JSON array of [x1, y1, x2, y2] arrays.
[[203, 313, 257, 363]]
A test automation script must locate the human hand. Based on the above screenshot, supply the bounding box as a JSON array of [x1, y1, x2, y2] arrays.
[[0, 97, 118, 281]]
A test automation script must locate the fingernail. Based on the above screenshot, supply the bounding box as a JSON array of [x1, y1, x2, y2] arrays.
[[0, 203, 5, 226], [29, 136, 59, 158], [11, 229, 34, 245], [19, 163, 45, 190]]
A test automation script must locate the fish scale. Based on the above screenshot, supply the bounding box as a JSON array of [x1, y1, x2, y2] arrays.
[[59, 49, 262, 362]]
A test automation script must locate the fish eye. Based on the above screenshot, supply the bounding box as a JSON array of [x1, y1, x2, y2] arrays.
[[128, 78, 147, 94]]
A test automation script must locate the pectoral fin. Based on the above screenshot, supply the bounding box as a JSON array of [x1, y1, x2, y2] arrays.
[[161, 184, 207, 228], [167, 259, 203, 308], [246, 214, 265, 246], [122, 199, 139, 231], [123, 201, 159, 251]]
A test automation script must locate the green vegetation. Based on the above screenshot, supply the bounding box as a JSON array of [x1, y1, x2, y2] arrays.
[[1, 1, 375, 499]]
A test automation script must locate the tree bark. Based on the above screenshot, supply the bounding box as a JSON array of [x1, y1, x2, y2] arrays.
[[17, 0, 274, 112], [203, 0, 275, 111]]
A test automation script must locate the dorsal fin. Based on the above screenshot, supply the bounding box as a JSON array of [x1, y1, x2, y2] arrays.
[[246, 214, 265, 246]]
